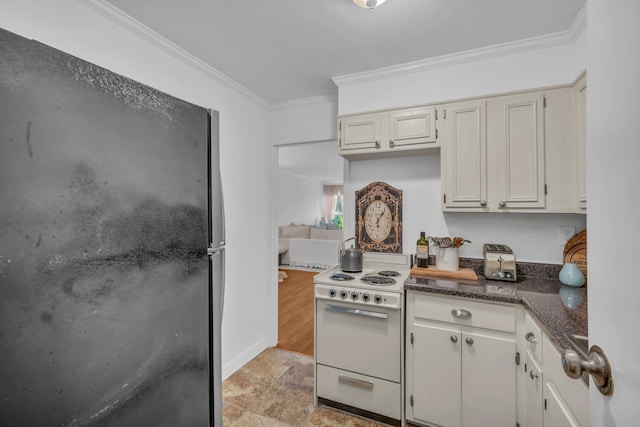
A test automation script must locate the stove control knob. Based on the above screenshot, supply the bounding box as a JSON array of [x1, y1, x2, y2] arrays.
[[374, 295, 383, 304], [362, 293, 370, 302], [351, 292, 359, 301], [329, 289, 337, 298], [339, 290, 348, 299]]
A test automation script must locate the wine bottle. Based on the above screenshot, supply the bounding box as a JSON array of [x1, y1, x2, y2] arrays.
[[416, 231, 429, 268]]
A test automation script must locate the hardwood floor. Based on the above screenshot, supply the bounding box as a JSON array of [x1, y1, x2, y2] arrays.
[[276, 268, 317, 356]]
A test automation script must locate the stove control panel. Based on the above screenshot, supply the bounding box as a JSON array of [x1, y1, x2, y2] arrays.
[[315, 284, 402, 309]]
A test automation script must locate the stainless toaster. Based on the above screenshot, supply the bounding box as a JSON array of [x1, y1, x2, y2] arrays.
[[483, 244, 517, 281]]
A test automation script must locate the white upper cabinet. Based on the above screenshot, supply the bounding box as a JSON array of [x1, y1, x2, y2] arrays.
[[387, 106, 437, 147], [488, 92, 546, 210], [338, 106, 438, 159], [442, 92, 546, 212], [574, 73, 587, 211], [441, 99, 487, 209]]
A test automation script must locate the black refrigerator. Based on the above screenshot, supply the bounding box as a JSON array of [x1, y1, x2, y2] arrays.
[[0, 28, 224, 426]]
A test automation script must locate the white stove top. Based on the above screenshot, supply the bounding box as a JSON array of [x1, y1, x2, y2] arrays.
[[314, 252, 411, 295]]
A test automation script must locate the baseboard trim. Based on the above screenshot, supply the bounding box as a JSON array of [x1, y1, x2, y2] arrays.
[[221, 336, 270, 381]]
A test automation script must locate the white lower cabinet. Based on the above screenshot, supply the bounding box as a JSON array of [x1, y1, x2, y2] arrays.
[[516, 309, 589, 427], [524, 350, 544, 427], [406, 292, 516, 427], [542, 334, 589, 427]]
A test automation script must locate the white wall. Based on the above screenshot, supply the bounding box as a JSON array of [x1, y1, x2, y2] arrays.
[[270, 96, 338, 145], [339, 29, 588, 264], [0, 0, 275, 379], [337, 29, 587, 115], [278, 171, 324, 226]]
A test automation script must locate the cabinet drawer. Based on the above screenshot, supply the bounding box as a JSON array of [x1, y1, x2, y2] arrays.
[[316, 364, 401, 420], [523, 311, 543, 362], [413, 293, 515, 333]]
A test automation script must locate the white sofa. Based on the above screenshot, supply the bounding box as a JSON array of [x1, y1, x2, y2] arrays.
[[278, 224, 343, 269]]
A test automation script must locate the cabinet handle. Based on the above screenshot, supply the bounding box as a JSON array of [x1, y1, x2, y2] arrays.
[[530, 370, 539, 380], [466, 337, 474, 345], [480, 200, 487, 207], [450, 335, 458, 343], [375, 140, 381, 148], [498, 201, 507, 208], [451, 308, 472, 319], [389, 139, 395, 147], [338, 375, 374, 390], [525, 332, 537, 343]]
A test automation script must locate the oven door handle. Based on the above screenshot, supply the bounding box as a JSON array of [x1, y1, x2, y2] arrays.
[[325, 304, 388, 319]]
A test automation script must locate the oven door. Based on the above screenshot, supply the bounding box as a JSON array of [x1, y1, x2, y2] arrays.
[[315, 298, 401, 383]]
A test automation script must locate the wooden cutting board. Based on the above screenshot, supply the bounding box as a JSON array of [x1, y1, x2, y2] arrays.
[[411, 266, 478, 281], [563, 229, 587, 284]]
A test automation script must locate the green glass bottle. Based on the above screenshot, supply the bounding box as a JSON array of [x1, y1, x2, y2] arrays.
[[416, 231, 429, 268]]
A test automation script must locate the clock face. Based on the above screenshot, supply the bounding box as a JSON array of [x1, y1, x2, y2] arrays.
[[365, 200, 392, 242], [355, 182, 402, 253]]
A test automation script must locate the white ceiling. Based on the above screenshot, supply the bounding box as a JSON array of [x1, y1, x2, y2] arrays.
[[106, 0, 586, 105]]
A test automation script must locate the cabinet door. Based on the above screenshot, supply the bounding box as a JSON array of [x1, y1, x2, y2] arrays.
[[388, 106, 436, 148], [525, 350, 544, 427], [339, 113, 383, 152], [488, 93, 546, 209], [442, 100, 487, 209], [461, 330, 516, 427], [412, 323, 461, 427], [544, 381, 582, 427], [575, 75, 587, 210]]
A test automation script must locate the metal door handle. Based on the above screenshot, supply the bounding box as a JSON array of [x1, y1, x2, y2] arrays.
[[562, 345, 613, 396], [450, 335, 458, 343], [375, 140, 381, 148], [465, 337, 474, 345], [339, 375, 374, 390], [480, 200, 487, 207], [530, 370, 539, 380], [451, 308, 472, 319], [325, 304, 388, 319], [498, 201, 507, 208], [389, 140, 395, 147], [525, 332, 537, 343]]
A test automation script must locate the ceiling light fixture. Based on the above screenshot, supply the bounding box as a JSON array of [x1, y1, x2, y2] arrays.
[[353, 0, 387, 11]]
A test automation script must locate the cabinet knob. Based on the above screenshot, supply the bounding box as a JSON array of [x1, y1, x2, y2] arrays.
[[525, 332, 537, 343], [465, 337, 474, 345], [529, 370, 539, 380], [561, 345, 613, 396], [450, 335, 458, 343], [498, 201, 507, 208], [375, 140, 381, 148], [480, 200, 487, 207], [389, 140, 395, 147]]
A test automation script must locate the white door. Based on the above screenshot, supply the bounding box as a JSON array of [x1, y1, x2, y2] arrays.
[[587, 1, 640, 425]]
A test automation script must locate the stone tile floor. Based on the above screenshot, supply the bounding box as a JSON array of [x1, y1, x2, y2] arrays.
[[222, 347, 395, 426]]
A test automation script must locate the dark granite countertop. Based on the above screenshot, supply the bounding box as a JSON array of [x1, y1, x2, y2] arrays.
[[404, 271, 588, 354]]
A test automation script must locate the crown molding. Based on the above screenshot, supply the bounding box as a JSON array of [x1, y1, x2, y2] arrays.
[[270, 95, 338, 111], [333, 4, 587, 88], [79, 0, 270, 108]]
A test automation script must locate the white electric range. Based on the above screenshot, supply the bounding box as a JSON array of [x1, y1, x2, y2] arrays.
[[313, 252, 410, 427]]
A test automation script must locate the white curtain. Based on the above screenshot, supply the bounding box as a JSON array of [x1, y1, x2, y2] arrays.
[[323, 185, 343, 222]]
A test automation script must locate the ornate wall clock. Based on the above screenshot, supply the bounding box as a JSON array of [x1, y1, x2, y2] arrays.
[[355, 182, 402, 253]]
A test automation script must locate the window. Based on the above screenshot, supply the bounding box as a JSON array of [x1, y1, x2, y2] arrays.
[[323, 185, 343, 230]]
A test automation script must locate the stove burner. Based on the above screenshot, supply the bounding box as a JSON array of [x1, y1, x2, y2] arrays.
[[377, 270, 401, 277], [330, 273, 355, 281], [360, 276, 397, 285]]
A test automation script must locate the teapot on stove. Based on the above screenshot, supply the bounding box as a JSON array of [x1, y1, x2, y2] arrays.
[[340, 237, 364, 273]]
